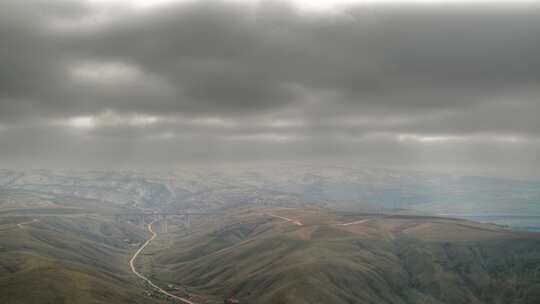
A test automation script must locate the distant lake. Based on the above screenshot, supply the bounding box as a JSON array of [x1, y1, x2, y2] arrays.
[[439, 214, 540, 233]]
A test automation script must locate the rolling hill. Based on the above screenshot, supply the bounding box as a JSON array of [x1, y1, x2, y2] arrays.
[[1, 168, 540, 303], [0, 215, 163, 304], [145, 208, 540, 304]]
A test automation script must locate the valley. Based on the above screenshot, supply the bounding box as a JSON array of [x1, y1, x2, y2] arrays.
[[0, 168, 539, 303]]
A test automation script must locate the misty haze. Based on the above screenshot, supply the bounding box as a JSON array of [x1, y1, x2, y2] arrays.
[[1, 0, 540, 303]]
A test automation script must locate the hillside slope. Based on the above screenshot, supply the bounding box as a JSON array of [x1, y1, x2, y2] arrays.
[[0, 215, 162, 304], [148, 209, 540, 304]]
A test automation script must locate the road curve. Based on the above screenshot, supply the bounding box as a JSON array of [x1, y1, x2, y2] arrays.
[[337, 219, 371, 226], [17, 218, 38, 229], [266, 213, 303, 226], [129, 221, 196, 304]]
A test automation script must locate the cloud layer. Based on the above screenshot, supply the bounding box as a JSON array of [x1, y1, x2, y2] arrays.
[[1, 0, 539, 176]]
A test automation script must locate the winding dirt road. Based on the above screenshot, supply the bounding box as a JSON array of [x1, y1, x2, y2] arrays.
[[129, 221, 196, 304], [17, 218, 38, 229], [337, 219, 371, 226], [128, 212, 369, 303], [266, 213, 303, 226]]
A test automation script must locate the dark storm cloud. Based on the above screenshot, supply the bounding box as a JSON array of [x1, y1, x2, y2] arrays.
[[0, 0, 539, 175], [2, 1, 540, 118]]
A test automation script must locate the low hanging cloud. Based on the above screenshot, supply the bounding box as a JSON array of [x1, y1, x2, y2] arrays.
[[0, 0, 539, 176]]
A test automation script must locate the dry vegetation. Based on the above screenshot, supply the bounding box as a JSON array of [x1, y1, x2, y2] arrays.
[[146, 208, 540, 304]]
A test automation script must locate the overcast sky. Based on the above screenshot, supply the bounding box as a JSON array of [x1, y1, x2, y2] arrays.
[[1, 0, 539, 177]]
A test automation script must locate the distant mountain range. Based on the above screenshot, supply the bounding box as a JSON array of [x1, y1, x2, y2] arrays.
[[2, 167, 539, 230]]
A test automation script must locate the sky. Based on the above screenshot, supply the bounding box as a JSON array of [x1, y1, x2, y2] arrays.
[[0, 0, 539, 177]]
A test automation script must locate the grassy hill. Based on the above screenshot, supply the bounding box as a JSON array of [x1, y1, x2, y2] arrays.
[[146, 208, 540, 304], [0, 215, 163, 304]]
